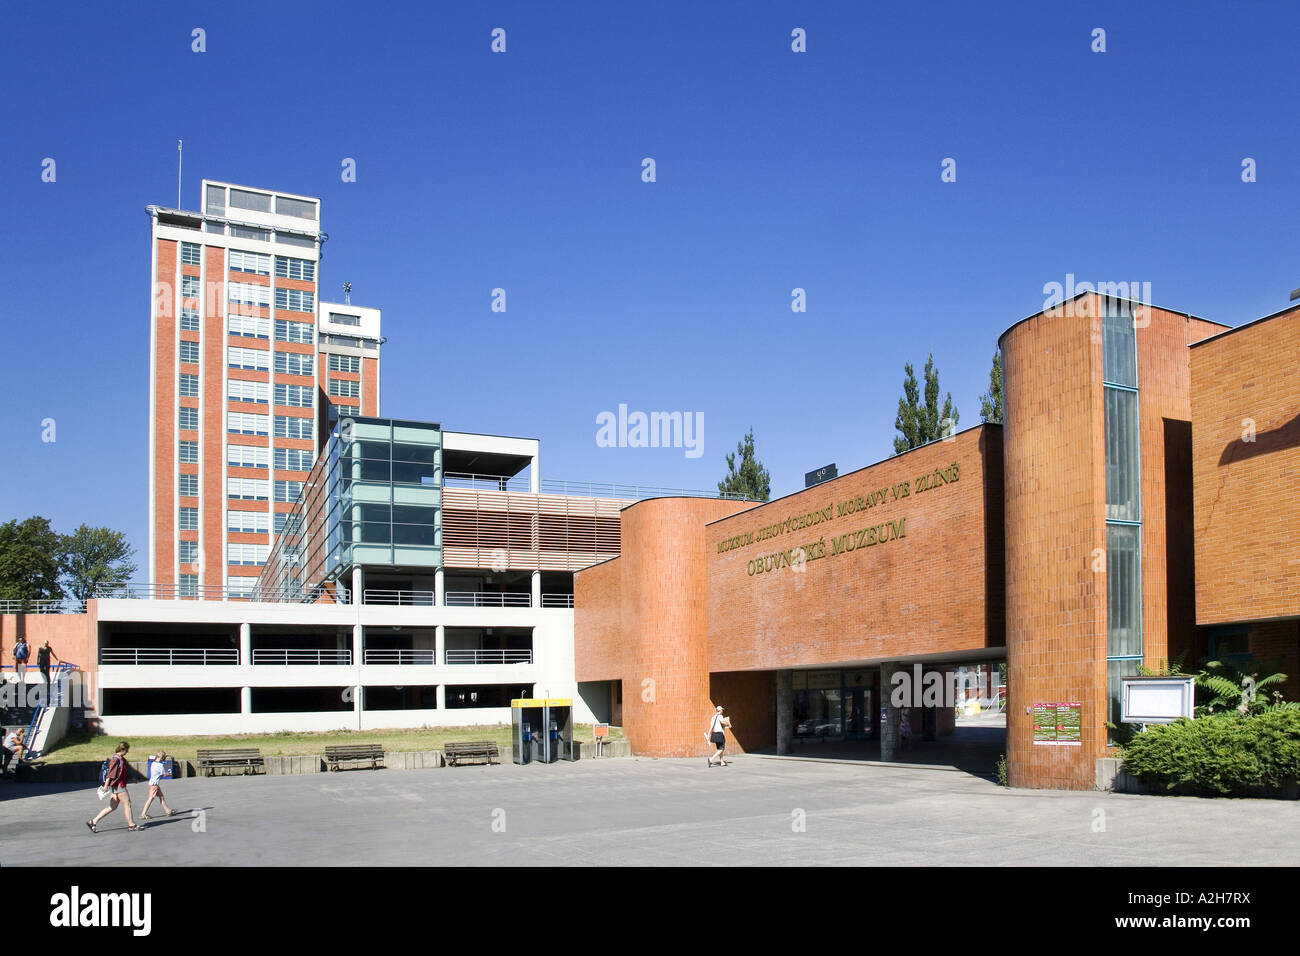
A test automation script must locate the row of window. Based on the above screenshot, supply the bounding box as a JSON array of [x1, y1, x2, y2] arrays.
[[229, 281, 271, 308], [180, 341, 199, 364], [327, 353, 360, 373], [275, 288, 314, 313], [327, 379, 360, 398], [181, 415, 314, 454], [227, 445, 312, 471], [181, 242, 202, 265]]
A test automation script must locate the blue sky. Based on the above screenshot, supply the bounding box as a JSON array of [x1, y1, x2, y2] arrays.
[[1, 1, 1297, 560]]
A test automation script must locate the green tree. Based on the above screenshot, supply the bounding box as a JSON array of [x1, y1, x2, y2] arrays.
[[60, 524, 138, 602], [0, 516, 65, 605], [718, 429, 771, 502], [979, 351, 1003, 424], [894, 352, 959, 453]]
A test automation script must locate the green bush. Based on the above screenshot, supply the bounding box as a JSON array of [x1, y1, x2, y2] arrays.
[[1121, 709, 1300, 795]]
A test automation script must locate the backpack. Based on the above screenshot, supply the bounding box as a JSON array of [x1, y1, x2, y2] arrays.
[[14, 641, 27, 660], [99, 758, 110, 785]]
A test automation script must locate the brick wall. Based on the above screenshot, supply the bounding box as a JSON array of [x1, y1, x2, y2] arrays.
[[1192, 306, 1300, 625]]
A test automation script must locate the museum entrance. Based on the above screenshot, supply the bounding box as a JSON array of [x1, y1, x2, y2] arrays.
[[793, 668, 878, 741]]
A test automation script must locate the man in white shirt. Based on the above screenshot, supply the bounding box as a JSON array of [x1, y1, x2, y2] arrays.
[[2, 728, 23, 774]]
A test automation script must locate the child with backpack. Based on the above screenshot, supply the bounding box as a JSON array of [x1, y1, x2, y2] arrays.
[[140, 750, 178, 821], [87, 741, 142, 832]]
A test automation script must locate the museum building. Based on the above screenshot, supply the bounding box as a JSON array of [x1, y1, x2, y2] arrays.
[[574, 292, 1300, 790]]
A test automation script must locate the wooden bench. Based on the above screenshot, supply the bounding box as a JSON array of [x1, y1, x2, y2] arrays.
[[443, 741, 499, 767], [197, 748, 264, 777], [324, 743, 385, 772]]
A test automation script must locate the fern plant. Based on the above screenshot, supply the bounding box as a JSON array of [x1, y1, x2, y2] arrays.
[[1195, 659, 1297, 717]]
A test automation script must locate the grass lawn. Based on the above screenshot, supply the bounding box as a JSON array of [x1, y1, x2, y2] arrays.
[[41, 723, 623, 766]]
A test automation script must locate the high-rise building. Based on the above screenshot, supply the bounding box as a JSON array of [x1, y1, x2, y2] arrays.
[[146, 181, 380, 599]]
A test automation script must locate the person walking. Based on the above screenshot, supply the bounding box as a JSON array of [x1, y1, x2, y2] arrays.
[[88, 742, 143, 832], [36, 641, 60, 700], [139, 750, 178, 822], [12, 637, 29, 682], [706, 704, 732, 767]]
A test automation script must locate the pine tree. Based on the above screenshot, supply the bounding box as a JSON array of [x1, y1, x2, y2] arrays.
[[718, 429, 771, 502]]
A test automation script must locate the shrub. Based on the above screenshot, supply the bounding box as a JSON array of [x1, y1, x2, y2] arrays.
[[996, 754, 1008, 787], [1121, 709, 1300, 796]]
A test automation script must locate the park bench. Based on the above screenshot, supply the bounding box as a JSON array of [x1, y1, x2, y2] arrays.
[[324, 743, 385, 772], [197, 748, 264, 777], [442, 740, 499, 767]]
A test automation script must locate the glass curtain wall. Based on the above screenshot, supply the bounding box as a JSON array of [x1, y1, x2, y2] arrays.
[[1102, 299, 1142, 733]]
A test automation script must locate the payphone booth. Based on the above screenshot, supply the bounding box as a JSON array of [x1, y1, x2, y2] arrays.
[[511, 699, 546, 765], [546, 699, 573, 763]]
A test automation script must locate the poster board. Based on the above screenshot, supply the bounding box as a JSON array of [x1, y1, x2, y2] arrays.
[[1032, 702, 1082, 746]]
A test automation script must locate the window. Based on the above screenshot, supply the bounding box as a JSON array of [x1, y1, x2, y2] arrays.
[[227, 380, 269, 405], [180, 307, 200, 331], [274, 448, 312, 471], [227, 346, 269, 371], [227, 314, 270, 339], [178, 507, 199, 531], [333, 404, 360, 418], [276, 232, 316, 249], [179, 440, 198, 463], [181, 275, 201, 299], [275, 196, 317, 220], [274, 320, 313, 344], [274, 288, 315, 313], [227, 477, 269, 501], [205, 184, 226, 216], [274, 480, 304, 503], [1104, 388, 1140, 522], [328, 379, 360, 399], [178, 406, 198, 431], [179, 341, 199, 365], [178, 540, 198, 563], [1103, 299, 1139, 387], [227, 576, 257, 598], [274, 416, 312, 441], [274, 512, 288, 534], [229, 249, 271, 276], [227, 411, 269, 436], [328, 353, 360, 373], [227, 543, 269, 566], [228, 510, 269, 534], [178, 473, 198, 497], [230, 225, 270, 242], [181, 242, 202, 266], [228, 444, 269, 469], [228, 188, 272, 213], [274, 350, 313, 376], [228, 281, 271, 308], [328, 313, 360, 328], [275, 256, 317, 281], [274, 383, 313, 408], [179, 373, 199, 397], [178, 573, 199, 597]]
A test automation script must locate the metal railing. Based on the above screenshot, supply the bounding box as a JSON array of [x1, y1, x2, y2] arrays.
[[541, 593, 575, 608], [99, 647, 239, 666], [252, 648, 352, 666], [93, 582, 349, 605], [444, 591, 531, 608], [443, 472, 752, 501], [444, 649, 532, 665], [363, 589, 434, 606], [363, 648, 437, 665], [0, 599, 73, 614]]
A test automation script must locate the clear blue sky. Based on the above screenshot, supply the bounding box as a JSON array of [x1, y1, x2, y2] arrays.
[[2, 1, 1297, 562]]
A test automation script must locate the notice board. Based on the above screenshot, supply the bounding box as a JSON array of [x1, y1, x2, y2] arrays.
[[1032, 702, 1082, 746]]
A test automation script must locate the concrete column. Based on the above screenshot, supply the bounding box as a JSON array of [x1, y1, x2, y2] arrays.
[[529, 454, 540, 493], [351, 565, 364, 606], [435, 625, 445, 666], [530, 570, 541, 609], [922, 668, 938, 742], [776, 669, 794, 755], [238, 623, 251, 666], [879, 662, 902, 762], [436, 684, 446, 709], [434, 568, 445, 607], [352, 624, 363, 666], [240, 686, 251, 715]]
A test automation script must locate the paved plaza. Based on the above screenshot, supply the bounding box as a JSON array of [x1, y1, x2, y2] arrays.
[[3, 756, 1297, 866]]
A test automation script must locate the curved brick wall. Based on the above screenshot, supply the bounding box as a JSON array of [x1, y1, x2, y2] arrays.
[[575, 496, 755, 756]]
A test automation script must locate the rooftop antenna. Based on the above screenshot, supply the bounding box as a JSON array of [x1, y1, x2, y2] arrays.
[[343, 281, 352, 305], [177, 139, 183, 208]]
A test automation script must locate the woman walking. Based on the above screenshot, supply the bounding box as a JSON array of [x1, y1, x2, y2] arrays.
[[88, 742, 143, 832], [706, 704, 732, 767], [140, 750, 178, 822]]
